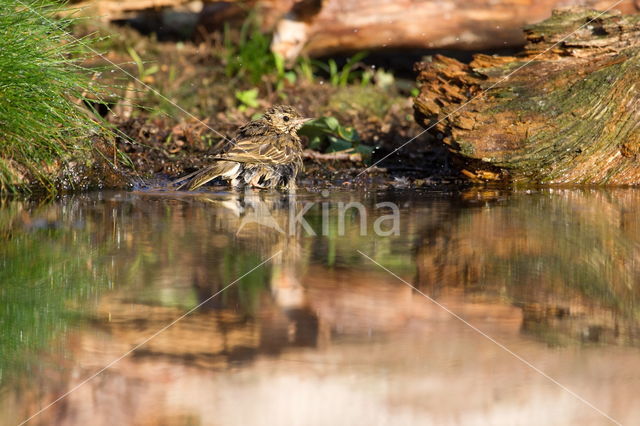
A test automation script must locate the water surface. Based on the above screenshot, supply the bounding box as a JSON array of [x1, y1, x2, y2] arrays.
[[2, 188, 640, 425]]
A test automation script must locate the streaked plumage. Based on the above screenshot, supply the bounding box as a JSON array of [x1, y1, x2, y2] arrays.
[[176, 105, 310, 190]]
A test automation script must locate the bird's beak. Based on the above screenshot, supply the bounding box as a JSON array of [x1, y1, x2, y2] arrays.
[[296, 117, 314, 125]]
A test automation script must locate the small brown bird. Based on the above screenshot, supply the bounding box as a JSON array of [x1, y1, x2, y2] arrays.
[[176, 105, 311, 190]]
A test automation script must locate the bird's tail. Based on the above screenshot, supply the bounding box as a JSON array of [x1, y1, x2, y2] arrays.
[[174, 161, 241, 190]]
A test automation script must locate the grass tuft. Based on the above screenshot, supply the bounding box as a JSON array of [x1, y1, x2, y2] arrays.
[[0, 0, 105, 193]]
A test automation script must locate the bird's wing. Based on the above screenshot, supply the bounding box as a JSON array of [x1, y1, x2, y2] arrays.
[[175, 161, 240, 190], [216, 135, 296, 164]]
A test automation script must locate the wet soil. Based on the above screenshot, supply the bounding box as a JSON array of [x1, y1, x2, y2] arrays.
[[111, 104, 457, 191]]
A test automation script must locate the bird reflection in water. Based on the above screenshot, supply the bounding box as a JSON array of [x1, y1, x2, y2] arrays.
[[189, 189, 319, 363]]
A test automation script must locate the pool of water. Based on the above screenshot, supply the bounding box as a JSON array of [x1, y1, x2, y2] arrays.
[[1, 188, 640, 425]]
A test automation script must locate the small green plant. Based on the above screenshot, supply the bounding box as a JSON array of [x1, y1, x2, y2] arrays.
[[235, 88, 260, 111], [127, 46, 159, 81], [224, 16, 275, 85], [373, 68, 395, 89], [361, 69, 374, 86], [224, 16, 303, 93], [295, 56, 315, 83], [224, 15, 374, 91], [300, 116, 373, 160], [314, 52, 368, 87], [0, 0, 107, 193], [274, 53, 297, 89]]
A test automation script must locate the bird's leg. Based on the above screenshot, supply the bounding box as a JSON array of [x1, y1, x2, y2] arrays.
[[287, 179, 297, 195], [230, 177, 242, 189]]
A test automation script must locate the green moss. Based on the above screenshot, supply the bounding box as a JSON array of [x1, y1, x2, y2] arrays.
[[477, 48, 640, 184], [326, 86, 402, 119], [458, 141, 476, 156], [523, 8, 617, 36]]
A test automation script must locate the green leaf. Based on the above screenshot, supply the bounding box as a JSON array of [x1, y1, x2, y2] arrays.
[[336, 126, 358, 141], [329, 60, 339, 86], [284, 71, 297, 84], [126, 46, 144, 77], [308, 136, 323, 150], [274, 52, 285, 77], [235, 88, 260, 108], [144, 65, 159, 77], [339, 51, 368, 87], [299, 115, 373, 160], [327, 138, 353, 152], [324, 116, 340, 132], [355, 144, 373, 156]]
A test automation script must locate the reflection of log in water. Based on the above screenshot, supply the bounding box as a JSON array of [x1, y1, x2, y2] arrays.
[[7, 190, 640, 425], [415, 189, 640, 346]]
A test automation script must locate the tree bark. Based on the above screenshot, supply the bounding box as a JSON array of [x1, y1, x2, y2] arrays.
[[414, 8, 640, 185]]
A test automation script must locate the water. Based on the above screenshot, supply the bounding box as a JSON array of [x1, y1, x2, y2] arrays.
[[1, 188, 640, 425]]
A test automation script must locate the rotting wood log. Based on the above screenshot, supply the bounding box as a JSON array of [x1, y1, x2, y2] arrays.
[[271, 0, 640, 61], [68, 0, 201, 21], [68, 1, 640, 60], [413, 8, 640, 185], [68, 0, 291, 27]]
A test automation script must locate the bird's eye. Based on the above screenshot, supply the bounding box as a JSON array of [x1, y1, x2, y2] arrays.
[[283, 116, 290, 122]]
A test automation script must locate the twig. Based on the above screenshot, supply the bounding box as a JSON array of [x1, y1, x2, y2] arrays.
[[302, 149, 363, 162]]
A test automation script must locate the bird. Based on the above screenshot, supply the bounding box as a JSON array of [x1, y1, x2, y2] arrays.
[[175, 105, 311, 191]]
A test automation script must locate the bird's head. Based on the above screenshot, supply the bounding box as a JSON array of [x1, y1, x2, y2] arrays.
[[262, 105, 312, 134]]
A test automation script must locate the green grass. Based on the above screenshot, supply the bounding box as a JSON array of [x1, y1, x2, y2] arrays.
[[223, 14, 374, 95], [224, 16, 276, 85], [0, 0, 105, 193], [313, 52, 369, 87]]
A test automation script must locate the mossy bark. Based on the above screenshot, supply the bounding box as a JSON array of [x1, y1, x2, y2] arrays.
[[414, 8, 640, 185]]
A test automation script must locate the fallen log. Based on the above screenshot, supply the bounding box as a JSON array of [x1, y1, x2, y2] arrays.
[[68, 0, 200, 21], [271, 0, 640, 61], [70, 0, 640, 60], [414, 8, 640, 185]]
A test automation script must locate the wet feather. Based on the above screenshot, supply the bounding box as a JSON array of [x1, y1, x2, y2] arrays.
[[176, 105, 309, 190]]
